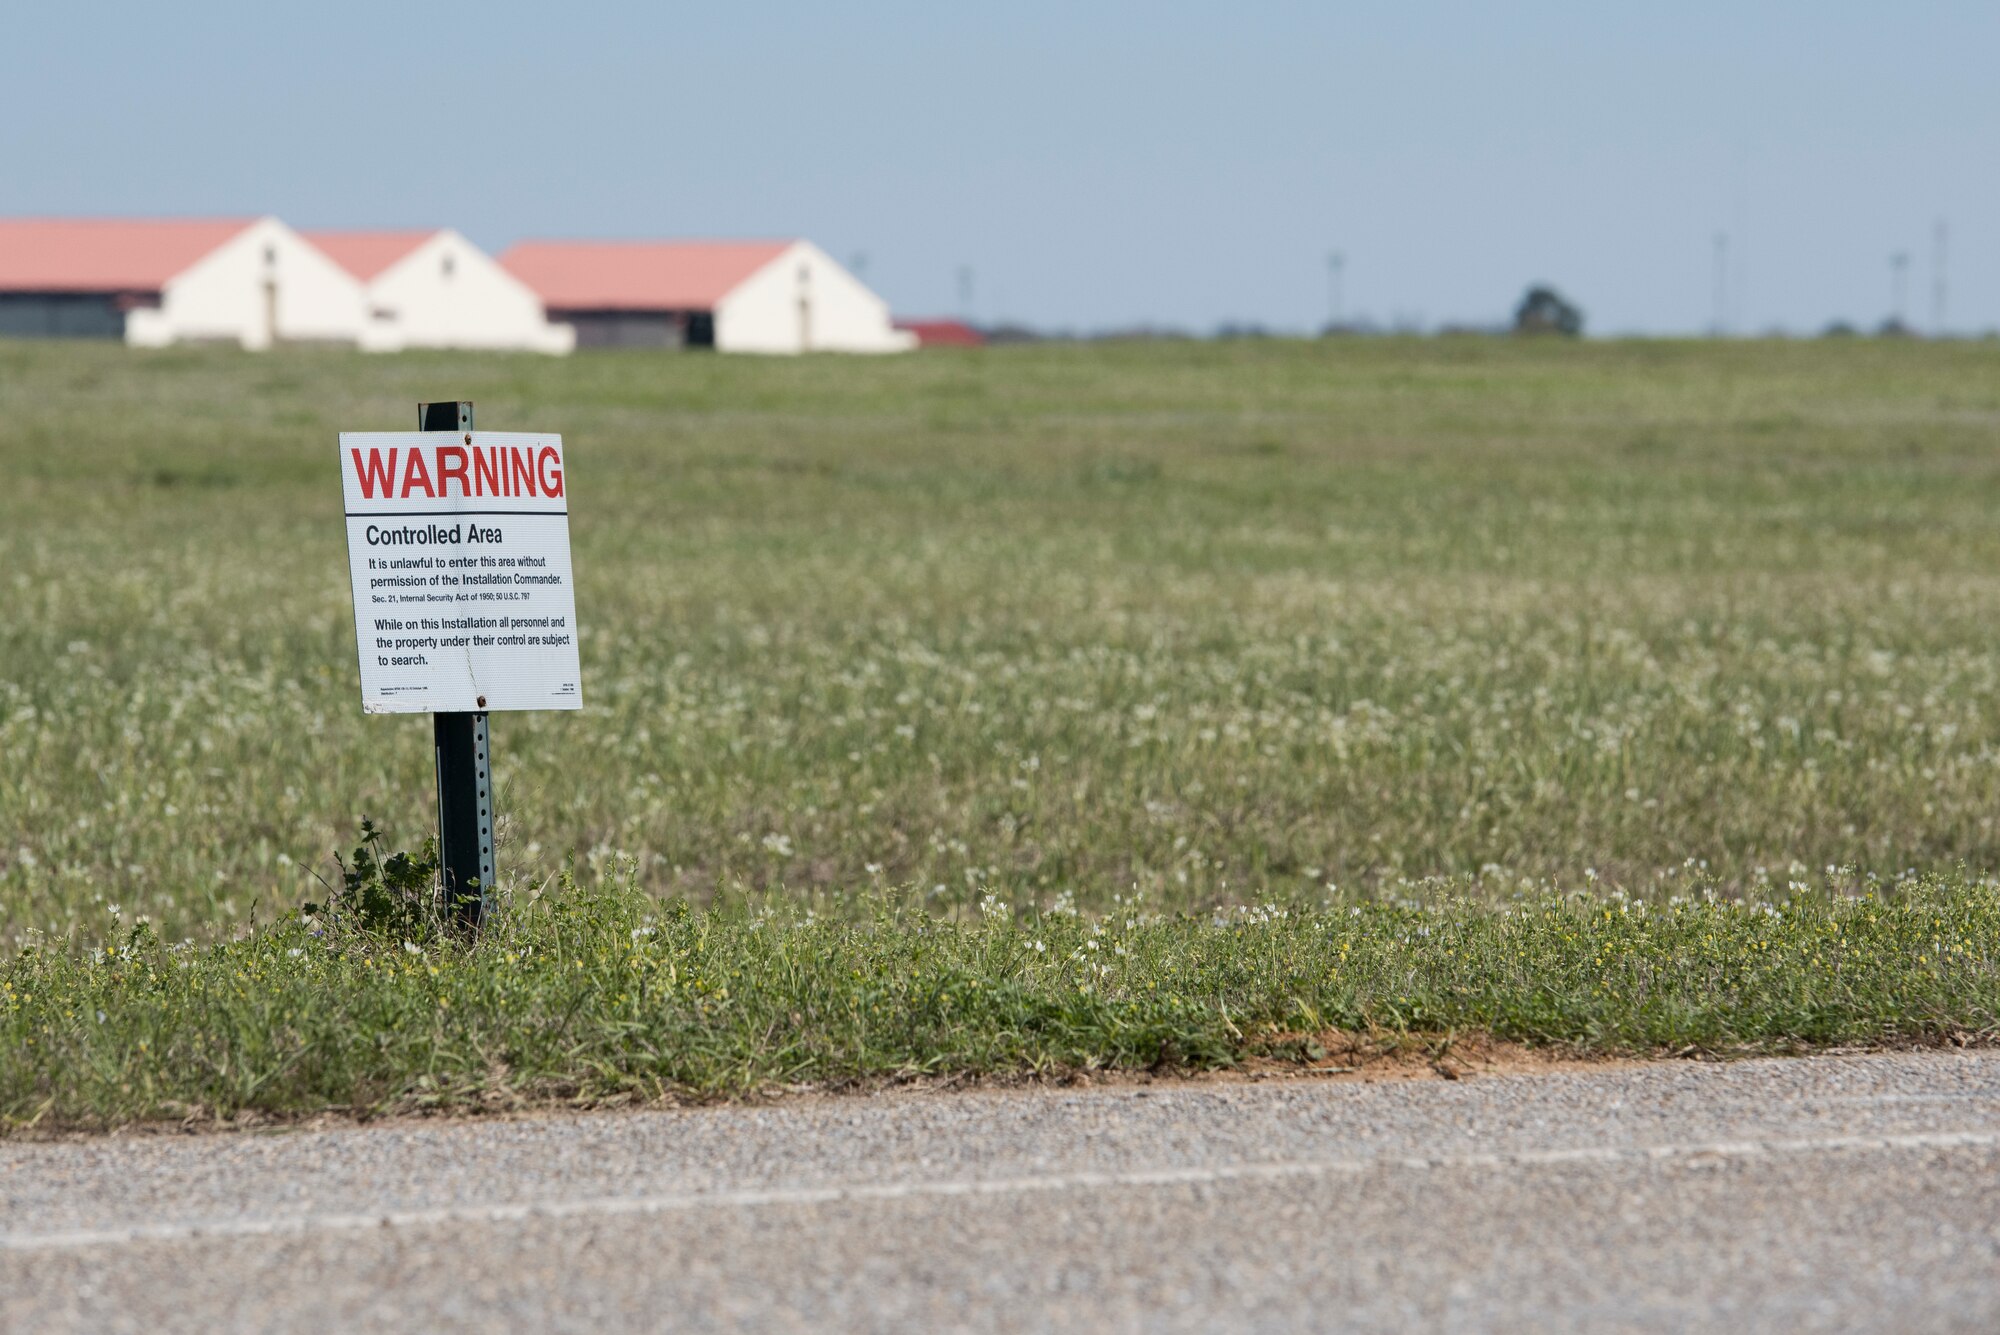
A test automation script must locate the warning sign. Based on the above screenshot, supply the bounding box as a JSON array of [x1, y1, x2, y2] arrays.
[[338, 431, 583, 714]]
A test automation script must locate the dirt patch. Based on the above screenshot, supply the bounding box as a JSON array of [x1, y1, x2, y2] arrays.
[[957, 1031, 1647, 1093], [1241, 1030, 1643, 1083]]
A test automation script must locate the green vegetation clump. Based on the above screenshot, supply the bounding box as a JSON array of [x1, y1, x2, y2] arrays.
[[5, 870, 1995, 1130]]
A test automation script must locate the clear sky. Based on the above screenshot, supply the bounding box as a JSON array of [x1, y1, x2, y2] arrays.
[[4, 1, 1993, 335]]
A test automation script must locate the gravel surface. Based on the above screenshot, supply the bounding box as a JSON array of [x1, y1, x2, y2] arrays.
[[5, 1052, 2000, 1332]]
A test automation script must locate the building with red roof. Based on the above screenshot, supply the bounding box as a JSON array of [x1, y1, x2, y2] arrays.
[[303, 229, 571, 354], [0, 219, 903, 356], [894, 319, 986, 348], [500, 239, 913, 353], [0, 217, 367, 348]]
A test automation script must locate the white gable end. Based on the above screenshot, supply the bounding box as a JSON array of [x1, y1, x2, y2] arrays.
[[360, 231, 573, 354], [713, 242, 915, 354], [128, 218, 368, 350]]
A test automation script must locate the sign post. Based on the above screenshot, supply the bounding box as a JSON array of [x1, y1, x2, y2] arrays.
[[422, 400, 492, 929], [339, 401, 583, 933]]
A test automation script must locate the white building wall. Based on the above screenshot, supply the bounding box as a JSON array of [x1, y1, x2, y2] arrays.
[[359, 231, 573, 354], [713, 242, 915, 354], [127, 219, 367, 350]]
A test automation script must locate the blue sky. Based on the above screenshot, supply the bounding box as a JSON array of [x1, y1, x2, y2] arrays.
[[4, 2, 1993, 334]]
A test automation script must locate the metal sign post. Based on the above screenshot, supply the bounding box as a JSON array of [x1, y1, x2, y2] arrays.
[[419, 399, 493, 931]]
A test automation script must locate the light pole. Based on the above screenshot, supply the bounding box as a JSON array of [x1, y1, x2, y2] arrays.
[[1931, 220, 1948, 336], [1711, 233, 1728, 337]]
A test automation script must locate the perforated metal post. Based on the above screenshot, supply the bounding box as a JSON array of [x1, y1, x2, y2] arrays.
[[421, 399, 494, 931]]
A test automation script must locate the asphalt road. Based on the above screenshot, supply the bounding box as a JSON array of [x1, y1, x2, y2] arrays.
[[5, 1052, 2000, 1333]]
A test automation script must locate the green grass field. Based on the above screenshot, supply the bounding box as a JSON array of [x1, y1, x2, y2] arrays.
[[6, 335, 2000, 1125]]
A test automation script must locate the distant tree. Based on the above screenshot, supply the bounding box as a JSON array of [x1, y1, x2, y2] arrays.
[[1820, 320, 1858, 338], [1320, 317, 1383, 338], [1088, 324, 1194, 343], [1513, 285, 1584, 337], [982, 323, 1047, 345]]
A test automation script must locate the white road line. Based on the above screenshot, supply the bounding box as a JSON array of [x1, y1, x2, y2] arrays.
[[5, 1129, 1998, 1253]]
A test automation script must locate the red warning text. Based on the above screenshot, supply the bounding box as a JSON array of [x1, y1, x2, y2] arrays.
[[348, 444, 565, 501]]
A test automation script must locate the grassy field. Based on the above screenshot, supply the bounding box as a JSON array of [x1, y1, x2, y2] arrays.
[[5, 335, 2000, 1123]]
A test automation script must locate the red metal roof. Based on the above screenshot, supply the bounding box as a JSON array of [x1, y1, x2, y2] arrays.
[[302, 230, 438, 282], [0, 218, 254, 293], [896, 319, 986, 348], [499, 239, 793, 311]]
